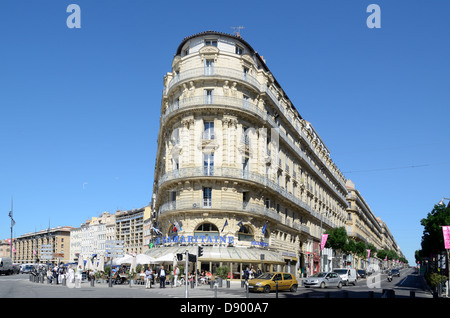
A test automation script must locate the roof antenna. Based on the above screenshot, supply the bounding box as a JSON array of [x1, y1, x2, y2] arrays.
[[231, 26, 245, 37]]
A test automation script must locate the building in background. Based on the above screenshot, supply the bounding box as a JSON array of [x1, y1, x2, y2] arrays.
[[12, 226, 72, 264]]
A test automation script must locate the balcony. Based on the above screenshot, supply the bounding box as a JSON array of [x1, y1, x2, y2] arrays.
[[165, 66, 261, 94], [157, 166, 336, 229]]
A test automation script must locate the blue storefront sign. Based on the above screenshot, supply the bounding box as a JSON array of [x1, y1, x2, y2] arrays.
[[154, 235, 234, 245]]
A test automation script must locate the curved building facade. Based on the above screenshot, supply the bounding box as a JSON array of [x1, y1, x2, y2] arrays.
[[147, 31, 348, 278]]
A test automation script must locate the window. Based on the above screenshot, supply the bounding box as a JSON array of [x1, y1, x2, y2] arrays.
[[183, 48, 189, 56], [203, 153, 214, 176], [203, 187, 212, 207], [242, 191, 249, 209], [238, 225, 253, 242], [235, 45, 243, 55], [265, 198, 270, 209], [204, 59, 214, 75], [170, 191, 176, 209], [242, 157, 249, 177], [204, 89, 214, 104], [243, 95, 250, 109], [205, 39, 218, 47], [243, 66, 249, 80], [195, 223, 219, 240], [203, 121, 214, 139]]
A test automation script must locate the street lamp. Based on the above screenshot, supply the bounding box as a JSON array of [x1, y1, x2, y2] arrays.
[[8, 198, 15, 260]]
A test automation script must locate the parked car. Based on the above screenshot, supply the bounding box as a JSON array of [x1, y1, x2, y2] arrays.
[[21, 264, 35, 274], [357, 269, 367, 279], [247, 272, 298, 293], [333, 268, 357, 286], [391, 269, 400, 277], [303, 272, 343, 289]]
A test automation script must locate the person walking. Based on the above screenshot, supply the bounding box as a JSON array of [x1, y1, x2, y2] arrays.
[[173, 266, 180, 287], [158, 265, 167, 288], [145, 267, 152, 289]]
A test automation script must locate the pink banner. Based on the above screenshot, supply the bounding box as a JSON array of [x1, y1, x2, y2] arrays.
[[367, 249, 371, 259], [443, 226, 450, 249], [320, 234, 328, 250]]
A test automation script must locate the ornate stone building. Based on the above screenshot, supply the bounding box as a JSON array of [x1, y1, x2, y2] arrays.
[[147, 31, 349, 277]]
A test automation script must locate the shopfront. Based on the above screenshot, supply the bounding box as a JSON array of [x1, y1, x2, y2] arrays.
[[144, 241, 286, 280]]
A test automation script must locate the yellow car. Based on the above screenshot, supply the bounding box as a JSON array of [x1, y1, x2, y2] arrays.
[[247, 272, 298, 293]]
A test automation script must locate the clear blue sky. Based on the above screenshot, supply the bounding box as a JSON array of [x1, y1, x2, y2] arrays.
[[1, 0, 449, 266]]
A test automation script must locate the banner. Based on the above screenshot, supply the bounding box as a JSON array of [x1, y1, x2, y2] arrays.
[[443, 226, 450, 249], [320, 234, 328, 250]]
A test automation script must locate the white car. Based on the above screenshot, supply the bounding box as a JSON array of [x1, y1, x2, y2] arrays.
[[303, 272, 343, 289], [333, 268, 357, 286]]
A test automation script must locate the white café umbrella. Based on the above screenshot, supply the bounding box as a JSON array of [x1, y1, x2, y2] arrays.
[[135, 254, 156, 265], [155, 252, 180, 264], [77, 256, 84, 270], [113, 254, 134, 265], [130, 255, 137, 275], [85, 258, 93, 271], [97, 257, 105, 272]]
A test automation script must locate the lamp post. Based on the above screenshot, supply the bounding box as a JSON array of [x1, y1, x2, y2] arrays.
[[8, 198, 15, 260]]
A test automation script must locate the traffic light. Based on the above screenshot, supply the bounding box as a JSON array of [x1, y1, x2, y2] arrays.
[[176, 253, 183, 261], [198, 246, 204, 258]]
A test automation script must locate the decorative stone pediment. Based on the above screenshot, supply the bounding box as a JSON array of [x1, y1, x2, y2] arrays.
[[199, 46, 219, 61]]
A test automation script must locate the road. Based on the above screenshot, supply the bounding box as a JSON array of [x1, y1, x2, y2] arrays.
[[0, 268, 433, 299]]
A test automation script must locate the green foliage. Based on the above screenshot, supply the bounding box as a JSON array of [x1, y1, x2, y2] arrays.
[[215, 266, 230, 279], [420, 204, 450, 256], [325, 227, 348, 251]]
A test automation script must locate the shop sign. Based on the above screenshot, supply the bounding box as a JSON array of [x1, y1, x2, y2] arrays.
[[154, 235, 234, 245], [251, 241, 269, 247]]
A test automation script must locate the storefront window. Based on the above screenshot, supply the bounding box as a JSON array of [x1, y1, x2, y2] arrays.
[[194, 223, 219, 239], [238, 225, 254, 242]]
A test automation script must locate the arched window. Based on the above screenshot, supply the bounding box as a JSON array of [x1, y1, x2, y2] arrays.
[[194, 223, 219, 240], [238, 225, 254, 242]]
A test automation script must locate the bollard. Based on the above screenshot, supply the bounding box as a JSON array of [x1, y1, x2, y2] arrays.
[[245, 281, 249, 298], [90, 278, 94, 287], [210, 280, 215, 289], [226, 280, 230, 288], [62, 277, 66, 286], [191, 280, 194, 289], [218, 278, 222, 288], [241, 280, 245, 288], [214, 284, 218, 298]]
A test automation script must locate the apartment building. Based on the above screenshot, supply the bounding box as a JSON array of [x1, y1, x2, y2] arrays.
[[148, 31, 349, 277], [12, 226, 72, 264]]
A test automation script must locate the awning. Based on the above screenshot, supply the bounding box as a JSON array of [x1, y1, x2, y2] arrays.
[[145, 245, 285, 264]]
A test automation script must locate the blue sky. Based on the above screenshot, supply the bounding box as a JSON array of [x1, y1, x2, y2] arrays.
[[1, 0, 449, 266]]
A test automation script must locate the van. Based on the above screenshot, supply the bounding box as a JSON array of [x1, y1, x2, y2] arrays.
[[0, 257, 13, 275], [333, 268, 357, 286]]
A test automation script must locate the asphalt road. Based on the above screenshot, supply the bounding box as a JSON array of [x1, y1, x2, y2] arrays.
[[0, 267, 433, 299]]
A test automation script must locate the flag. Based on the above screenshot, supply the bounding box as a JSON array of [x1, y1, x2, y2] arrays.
[[367, 249, 371, 259], [384, 256, 387, 261], [151, 226, 162, 236], [320, 234, 328, 250], [174, 220, 182, 232], [237, 221, 245, 232], [262, 221, 268, 235], [221, 219, 228, 232]]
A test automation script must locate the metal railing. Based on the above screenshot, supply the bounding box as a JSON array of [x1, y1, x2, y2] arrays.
[[157, 166, 336, 230]]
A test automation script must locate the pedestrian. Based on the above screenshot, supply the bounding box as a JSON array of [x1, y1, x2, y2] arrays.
[[158, 265, 167, 288], [145, 267, 152, 289], [75, 265, 83, 288], [67, 265, 75, 284], [58, 264, 65, 284], [52, 264, 59, 284], [174, 266, 180, 287]]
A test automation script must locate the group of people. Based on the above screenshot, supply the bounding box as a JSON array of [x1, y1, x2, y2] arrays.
[[43, 263, 84, 287]]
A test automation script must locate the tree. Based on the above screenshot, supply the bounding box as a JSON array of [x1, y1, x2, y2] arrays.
[[420, 204, 450, 256]]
